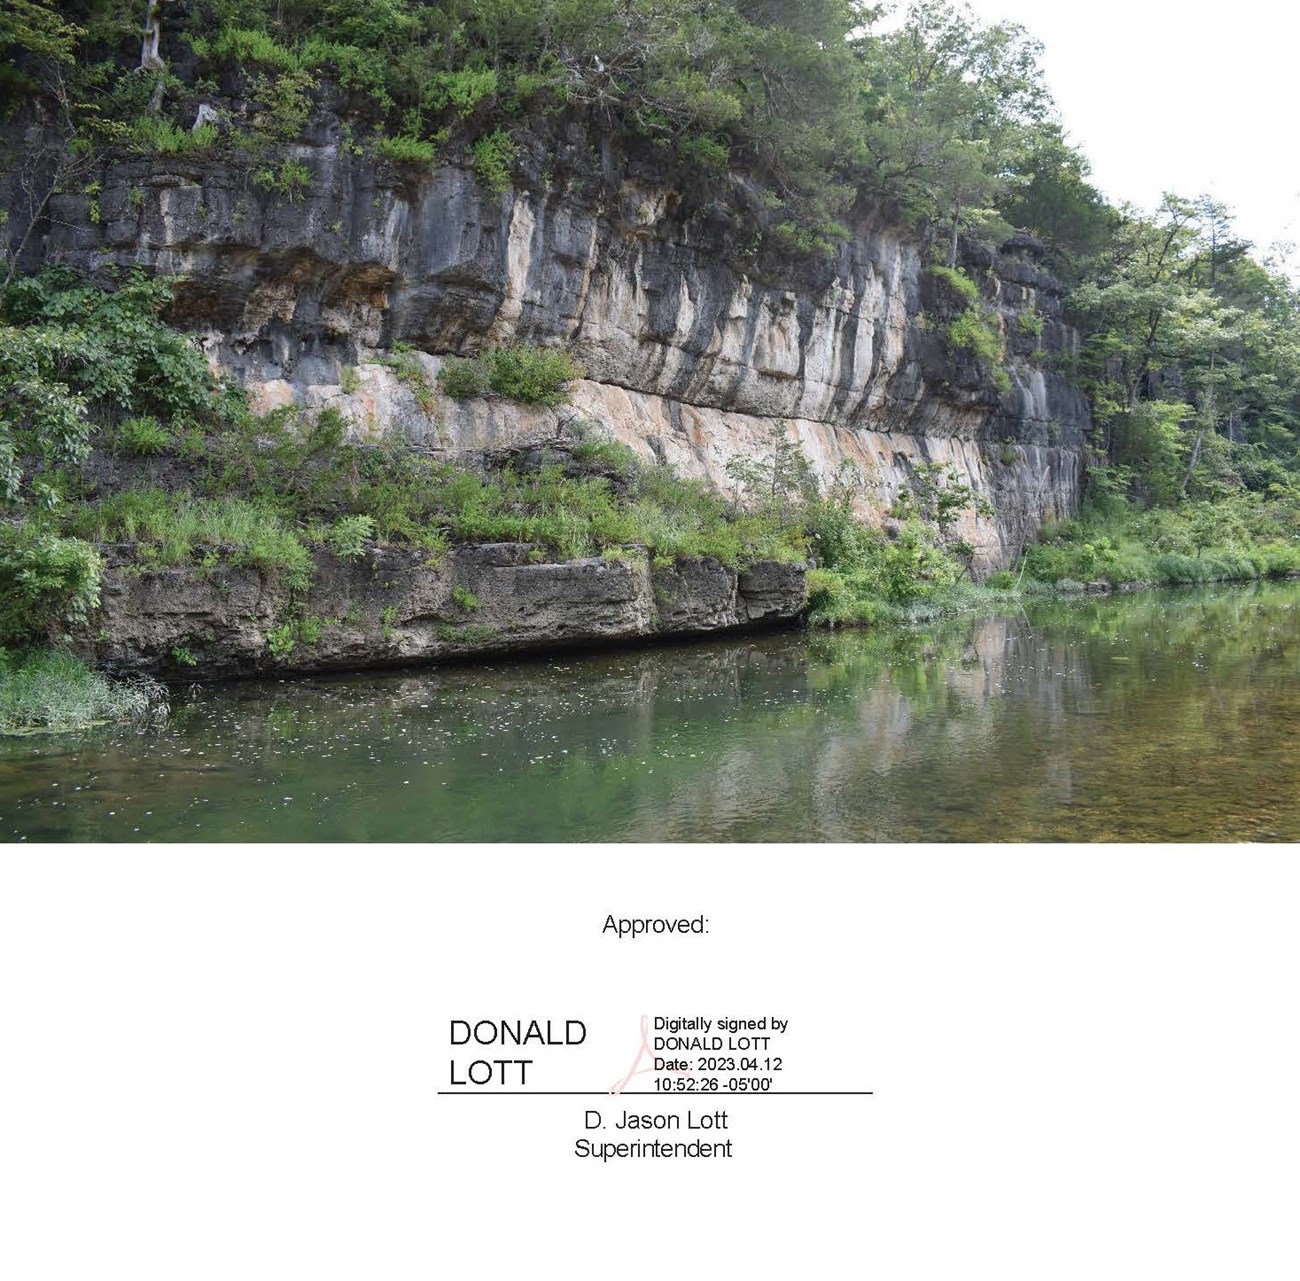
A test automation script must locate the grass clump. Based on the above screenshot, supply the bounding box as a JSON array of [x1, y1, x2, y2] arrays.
[[0, 648, 167, 736], [65, 489, 314, 592], [928, 264, 981, 304], [440, 345, 581, 407]]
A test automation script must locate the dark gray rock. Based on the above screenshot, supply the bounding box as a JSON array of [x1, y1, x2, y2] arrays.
[[651, 558, 740, 635], [82, 546, 807, 679], [738, 562, 808, 624]]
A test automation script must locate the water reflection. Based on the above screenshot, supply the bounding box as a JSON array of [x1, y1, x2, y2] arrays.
[[3, 582, 1298, 842]]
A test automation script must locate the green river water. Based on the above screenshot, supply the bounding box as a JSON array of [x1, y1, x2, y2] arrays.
[[3, 581, 1298, 842]]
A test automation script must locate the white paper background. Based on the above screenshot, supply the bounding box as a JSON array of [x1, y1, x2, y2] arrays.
[[3, 845, 1298, 1278]]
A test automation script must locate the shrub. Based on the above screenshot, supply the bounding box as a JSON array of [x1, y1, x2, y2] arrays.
[[265, 612, 329, 658], [0, 527, 102, 644], [569, 435, 641, 478], [947, 306, 1004, 365], [115, 415, 171, 457], [127, 116, 218, 155], [192, 27, 300, 72], [511, 64, 569, 106], [678, 134, 730, 170], [254, 158, 312, 201], [1021, 539, 1082, 584], [298, 39, 394, 110], [1016, 485, 1300, 590], [771, 220, 837, 257], [470, 129, 516, 193], [806, 566, 847, 610], [486, 346, 580, 406], [0, 273, 222, 504], [327, 513, 375, 560], [439, 356, 493, 400], [379, 342, 438, 412], [1018, 309, 1045, 337], [429, 68, 499, 114], [378, 134, 437, 165], [266, 623, 296, 657], [439, 346, 580, 406]]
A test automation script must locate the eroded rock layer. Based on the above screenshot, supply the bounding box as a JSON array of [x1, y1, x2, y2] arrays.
[[90, 546, 806, 678]]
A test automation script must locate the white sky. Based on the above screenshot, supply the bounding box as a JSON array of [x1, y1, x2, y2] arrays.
[[888, 0, 1300, 268]]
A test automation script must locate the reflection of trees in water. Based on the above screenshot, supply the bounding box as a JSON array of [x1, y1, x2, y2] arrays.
[[4, 582, 1298, 840], [595, 582, 1300, 841]]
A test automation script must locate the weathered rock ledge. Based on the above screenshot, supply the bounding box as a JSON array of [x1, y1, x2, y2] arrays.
[[84, 544, 806, 679]]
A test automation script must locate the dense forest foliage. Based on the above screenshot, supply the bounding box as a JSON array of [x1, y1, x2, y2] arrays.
[[2, 1, 1300, 721]]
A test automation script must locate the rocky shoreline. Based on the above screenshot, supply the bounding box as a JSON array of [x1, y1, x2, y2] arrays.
[[82, 545, 807, 680]]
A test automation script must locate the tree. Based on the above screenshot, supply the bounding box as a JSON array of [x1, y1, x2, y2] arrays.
[[0, 2, 94, 288], [1072, 193, 1300, 497], [998, 124, 1117, 266], [856, 0, 1053, 259]]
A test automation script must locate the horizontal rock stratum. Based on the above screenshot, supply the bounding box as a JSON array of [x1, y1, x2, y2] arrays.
[[88, 546, 807, 679]]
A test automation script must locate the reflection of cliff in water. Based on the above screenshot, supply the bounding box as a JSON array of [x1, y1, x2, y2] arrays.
[[2, 583, 1297, 842]]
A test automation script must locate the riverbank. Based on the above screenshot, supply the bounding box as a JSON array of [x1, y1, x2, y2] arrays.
[[5, 545, 1299, 737], [78, 544, 808, 680], [6, 579, 1298, 840]]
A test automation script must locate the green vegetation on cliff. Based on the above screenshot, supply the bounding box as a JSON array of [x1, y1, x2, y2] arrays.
[[0, 272, 811, 661], [4, 0, 1297, 457], [2, 1, 1300, 710], [0, 1, 1120, 261]]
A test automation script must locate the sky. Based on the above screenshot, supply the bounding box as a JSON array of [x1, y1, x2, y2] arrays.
[[888, 0, 1300, 270]]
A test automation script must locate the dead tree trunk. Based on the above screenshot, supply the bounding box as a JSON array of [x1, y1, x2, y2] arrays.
[[141, 0, 166, 70], [142, 0, 169, 113]]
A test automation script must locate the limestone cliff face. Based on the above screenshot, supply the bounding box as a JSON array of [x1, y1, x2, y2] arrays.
[[22, 115, 1090, 568]]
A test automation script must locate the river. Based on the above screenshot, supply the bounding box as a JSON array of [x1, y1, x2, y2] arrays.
[[3, 581, 1298, 842]]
